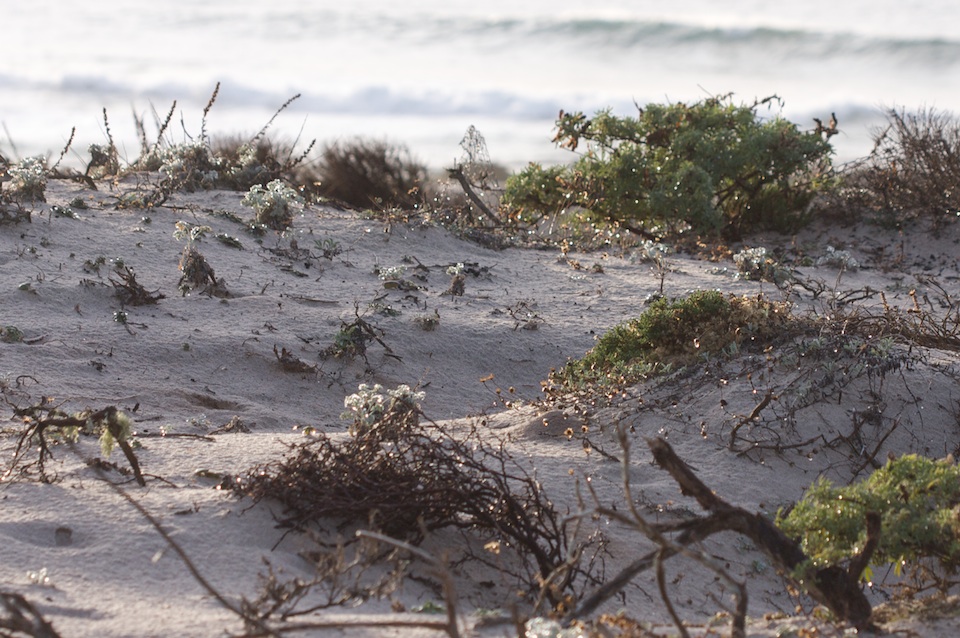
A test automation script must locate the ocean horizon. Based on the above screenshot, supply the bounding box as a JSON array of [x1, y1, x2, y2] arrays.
[[3, 0, 959, 171]]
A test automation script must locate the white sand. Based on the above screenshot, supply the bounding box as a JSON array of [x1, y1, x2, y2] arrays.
[[2, 176, 959, 636]]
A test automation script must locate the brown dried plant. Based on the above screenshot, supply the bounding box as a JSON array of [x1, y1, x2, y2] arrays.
[[233, 405, 604, 610]]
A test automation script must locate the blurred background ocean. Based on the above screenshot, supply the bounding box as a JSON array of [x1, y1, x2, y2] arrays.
[[3, 0, 959, 172]]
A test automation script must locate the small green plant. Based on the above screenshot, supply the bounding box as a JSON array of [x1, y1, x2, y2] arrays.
[[548, 290, 793, 394], [504, 95, 833, 238], [777, 454, 960, 591], [215, 233, 243, 249], [314, 237, 342, 259], [241, 179, 304, 231], [341, 383, 425, 438], [377, 265, 405, 281], [1, 326, 23, 343], [50, 205, 80, 219], [82, 255, 107, 275]]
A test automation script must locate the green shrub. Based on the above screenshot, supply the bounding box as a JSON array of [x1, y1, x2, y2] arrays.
[[504, 96, 833, 238], [777, 454, 960, 586], [548, 290, 793, 393]]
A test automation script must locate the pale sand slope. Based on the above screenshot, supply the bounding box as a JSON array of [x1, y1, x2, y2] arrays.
[[1, 176, 960, 637]]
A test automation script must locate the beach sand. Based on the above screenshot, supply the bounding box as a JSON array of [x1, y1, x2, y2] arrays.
[[2, 174, 960, 636]]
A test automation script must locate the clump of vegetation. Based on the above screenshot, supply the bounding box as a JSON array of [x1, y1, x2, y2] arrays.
[[110, 265, 164, 306], [733, 246, 792, 284], [86, 142, 120, 179], [778, 454, 960, 593], [233, 384, 603, 608], [547, 290, 794, 395], [241, 179, 304, 231], [320, 311, 395, 364], [173, 221, 226, 296], [816, 245, 860, 270], [1, 326, 24, 343], [503, 95, 834, 239], [4, 156, 47, 202], [841, 107, 960, 228], [340, 383, 425, 438], [314, 138, 427, 210], [444, 263, 466, 297], [413, 311, 440, 331]]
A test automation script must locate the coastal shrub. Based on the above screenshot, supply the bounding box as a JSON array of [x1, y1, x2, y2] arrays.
[[546, 290, 794, 394], [503, 96, 834, 239], [841, 107, 960, 228], [314, 138, 427, 210], [129, 86, 316, 194], [777, 454, 960, 592]]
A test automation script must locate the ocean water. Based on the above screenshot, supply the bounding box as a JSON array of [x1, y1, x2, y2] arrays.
[[3, 0, 959, 172]]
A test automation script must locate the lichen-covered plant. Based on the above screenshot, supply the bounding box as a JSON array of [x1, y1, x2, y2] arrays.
[[242, 179, 304, 230], [504, 95, 833, 238]]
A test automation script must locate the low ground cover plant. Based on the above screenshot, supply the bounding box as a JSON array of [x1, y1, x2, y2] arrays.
[[547, 290, 794, 396], [503, 95, 834, 240]]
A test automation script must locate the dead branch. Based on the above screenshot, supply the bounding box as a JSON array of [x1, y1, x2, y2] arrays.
[[5, 403, 145, 486], [110, 265, 165, 306], [84, 461, 279, 638], [646, 437, 874, 630], [575, 430, 747, 638], [728, 389, 775, 449]]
